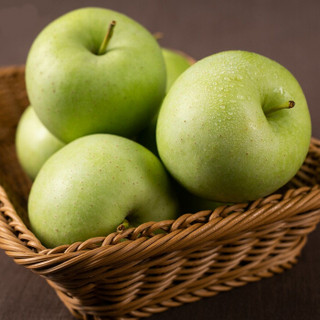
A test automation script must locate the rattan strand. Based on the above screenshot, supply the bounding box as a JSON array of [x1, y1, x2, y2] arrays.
[[0, 66, 320, 320]]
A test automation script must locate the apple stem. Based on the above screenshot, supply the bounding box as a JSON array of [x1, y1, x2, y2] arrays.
[[117, 219, 129, 232], [265, 100, 295, 115], [98, 20, 116, 55], [153, 32, 164, 40]]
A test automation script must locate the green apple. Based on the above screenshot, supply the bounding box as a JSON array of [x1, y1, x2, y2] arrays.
[[26, 7, 166, 143], [138, 48, 194, 154], [157, 50, 311, 203], [162, 48, 195, 94], [28, 134, 178, 248], [16, 106, 65, 180]]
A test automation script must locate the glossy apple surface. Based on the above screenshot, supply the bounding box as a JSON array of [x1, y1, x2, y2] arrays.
[[157, 50, 311, 202], [26, 7, 166, 143], [16, 106, 65, 179], [28, 134, 178, 248]]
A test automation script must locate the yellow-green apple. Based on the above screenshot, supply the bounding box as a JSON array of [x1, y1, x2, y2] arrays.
[[157, 50, 311, 202], [28, 134, 178, 248], [15, 106, 65, 179], [26, 7, 166, 143], [162, 48, 195, 94]]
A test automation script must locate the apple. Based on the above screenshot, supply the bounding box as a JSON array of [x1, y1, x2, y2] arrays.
[[28, 134, 178, 248], [26, 7, 166, 143], [15, 106, 65, 180], [162, 48, 195, 94], [138, 48, 194, 154], [157, 50, 311, 203]]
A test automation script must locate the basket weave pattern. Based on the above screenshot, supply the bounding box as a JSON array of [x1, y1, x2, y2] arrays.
[[1, 66, 320, 320]]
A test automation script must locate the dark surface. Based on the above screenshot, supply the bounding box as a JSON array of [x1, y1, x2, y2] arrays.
[[0, 0, 320, 319]]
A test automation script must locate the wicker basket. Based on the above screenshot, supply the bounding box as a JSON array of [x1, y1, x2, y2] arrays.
[[1, 66, 320, 320]]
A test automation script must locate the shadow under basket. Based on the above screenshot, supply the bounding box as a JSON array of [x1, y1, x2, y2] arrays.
[[1, 66, 320, 320]]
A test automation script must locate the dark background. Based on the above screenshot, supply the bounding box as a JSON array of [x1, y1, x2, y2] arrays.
[[0, 0, 319, 319]]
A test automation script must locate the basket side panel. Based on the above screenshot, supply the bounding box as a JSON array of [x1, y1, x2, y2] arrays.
[[45, 208, 320, 319]]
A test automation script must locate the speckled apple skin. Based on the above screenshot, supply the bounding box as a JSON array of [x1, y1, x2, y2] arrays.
[[157, 51, 311, 202]]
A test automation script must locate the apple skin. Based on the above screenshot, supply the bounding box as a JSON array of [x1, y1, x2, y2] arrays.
[[15, 106, 65, 180], [138, 48, 194, 154], [162, 48, 195, 94], [26, 7, 166, 143], [28, 134, 178, 248], [157, 50, 311, 203]]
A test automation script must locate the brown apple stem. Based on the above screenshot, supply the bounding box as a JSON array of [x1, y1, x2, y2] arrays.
[[265, 100, 295, 115], [153, 32, 164, 40], [98, 20, 116, 55], [117, 219, 129, 232]]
